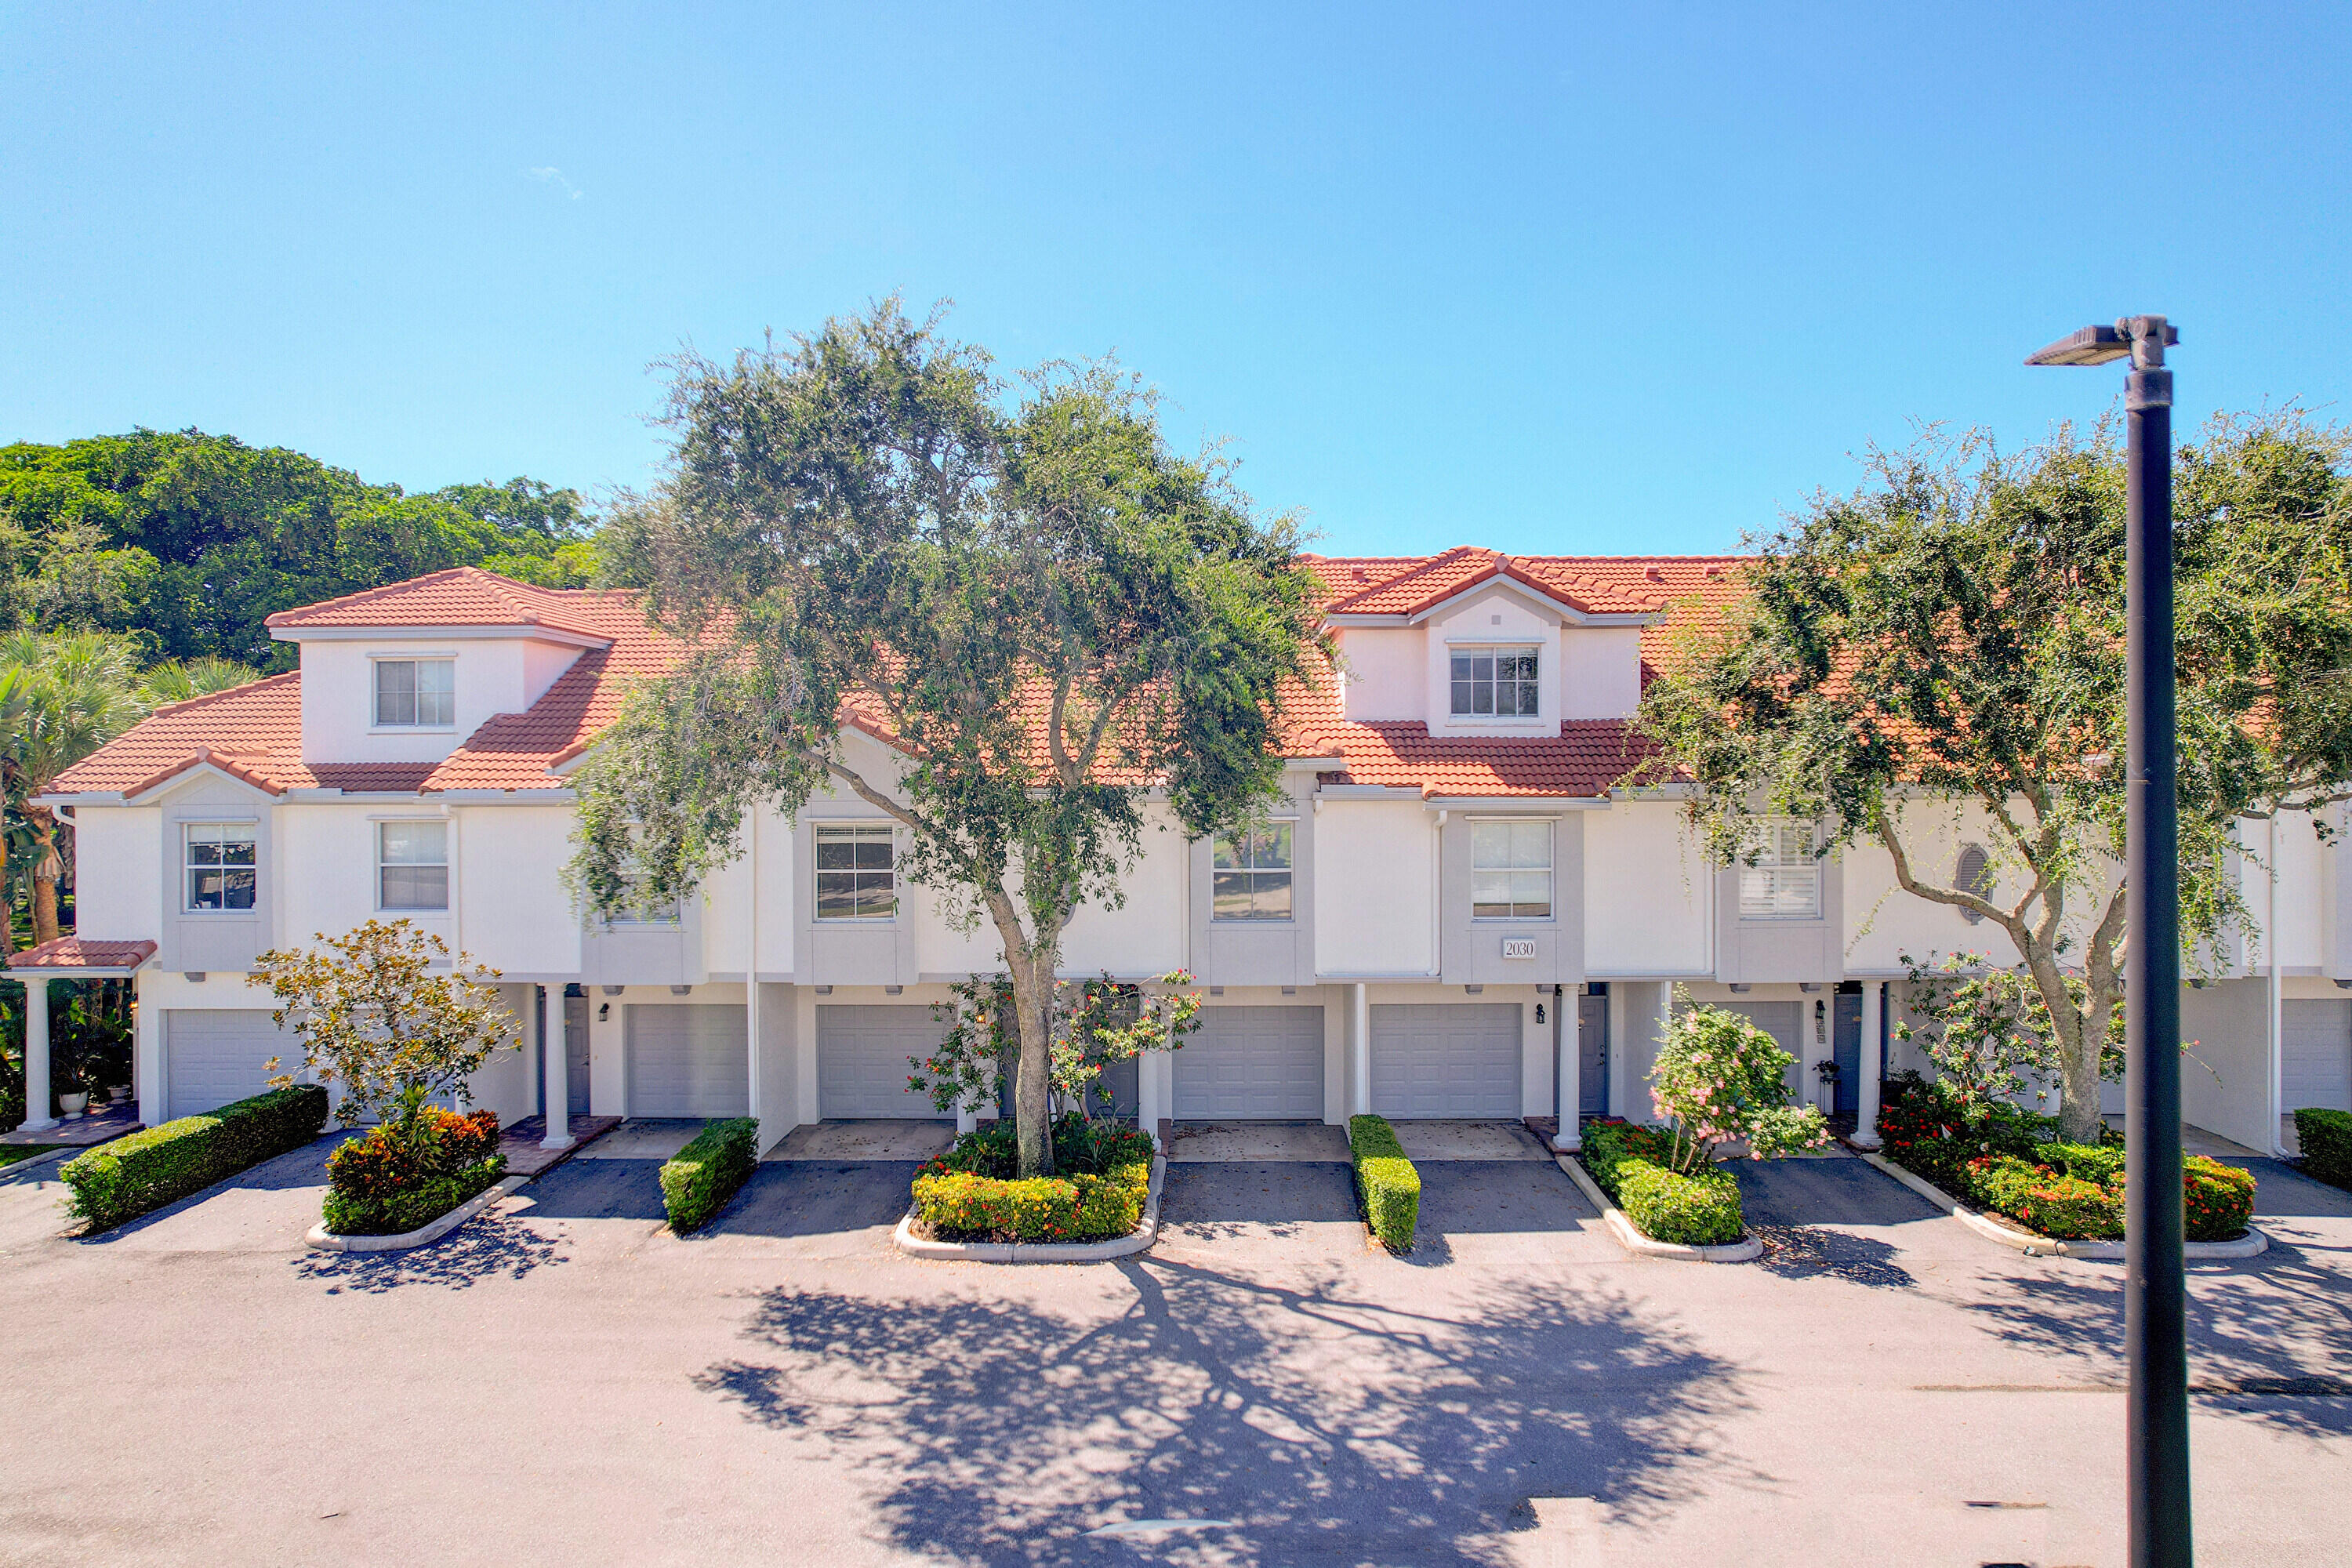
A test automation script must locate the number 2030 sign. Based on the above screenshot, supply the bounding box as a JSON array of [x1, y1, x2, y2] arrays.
[[1500, 938, 1537, 959]]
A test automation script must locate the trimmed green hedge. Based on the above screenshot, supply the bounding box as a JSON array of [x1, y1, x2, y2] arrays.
[[1616, 1159, 1744, 1247], [60, 1084, 328, 1232], [2297, 1107, 2352, 1192], [661, 1118, 760, 1234], [1347, 1114, 1420, 1252], [1580, 1121, 1744, 1247]]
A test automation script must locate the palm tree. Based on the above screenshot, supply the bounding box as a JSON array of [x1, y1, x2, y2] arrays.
[[0, 631, 150, 949], [140, 655, 263, 706]]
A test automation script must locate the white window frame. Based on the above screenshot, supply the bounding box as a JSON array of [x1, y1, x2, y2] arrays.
[[1450, 646, 1541, 719], [182, 822, 259, 914], [1738, 819, 1822, 920], [372, 655, 456, 731], [813, 823, 898, 922], [1470, 818, 1554, 921], [376, 818, 452, 912], [1210, 820, 1296, 922]]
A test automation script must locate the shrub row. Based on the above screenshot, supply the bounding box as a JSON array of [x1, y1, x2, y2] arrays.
[[322, 1107, 507, 1236], [1346, 1114, 1420, 1251], [1958, 1145, 2255, 1243], [1579, 1120, 1745, 1247], [2297, 1107, 2352, 1192], [938, 1115, 1156, 1181], [660, 1117, 760, 1234], [61, 1083, 329, 1232], [909, 1158, 1151, 1243]]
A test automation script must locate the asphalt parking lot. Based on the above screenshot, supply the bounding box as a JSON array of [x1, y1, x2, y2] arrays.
[[1, 1127, 2346, 1566]]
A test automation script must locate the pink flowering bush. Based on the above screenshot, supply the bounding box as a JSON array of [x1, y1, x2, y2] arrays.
[[1647, 991, 1830, 1171]]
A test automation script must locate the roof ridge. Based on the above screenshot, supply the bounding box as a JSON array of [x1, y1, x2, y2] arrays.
[[142, 670, 301, 717]]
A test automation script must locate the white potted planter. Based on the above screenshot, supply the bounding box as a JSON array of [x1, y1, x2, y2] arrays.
[[58, 1092, 89, 1117]]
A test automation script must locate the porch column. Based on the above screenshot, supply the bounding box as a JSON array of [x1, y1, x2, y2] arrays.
[[1556, 988, 1581, 1151], [539, 985, 573, 1150], [1348, 983, 1370, 1116], [19, 977, 56, 1131], [1853, 982, 1885, 1148]]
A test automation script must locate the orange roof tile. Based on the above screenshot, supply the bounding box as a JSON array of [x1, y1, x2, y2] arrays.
[[264, 566, 612, 640], [7, 936, 158, 971]]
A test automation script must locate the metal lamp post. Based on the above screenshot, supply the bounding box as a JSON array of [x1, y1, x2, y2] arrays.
[[2025, 315, 2189, 1568]]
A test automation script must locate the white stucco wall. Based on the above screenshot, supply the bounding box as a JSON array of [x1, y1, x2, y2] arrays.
[[278, 801, 456, 954], [1337, 627, 1426, 721], [1558, 627, 1644, 720], [1316, 800, 1436, 975], [1583, 800, 1709, 977], [456, 804, 580, 976], [292, 632, 584, 765], [66, 804, 162, 941]]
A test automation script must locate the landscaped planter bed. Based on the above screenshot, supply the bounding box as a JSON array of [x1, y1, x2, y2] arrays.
[[318, 1106, 510, 1240], [894, 1116, 1162, 1261], [60, 1083, 328, 1232], [1564, 1122, 1762, 1263]]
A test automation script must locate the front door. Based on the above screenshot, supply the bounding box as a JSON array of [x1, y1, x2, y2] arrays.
[[564, 989, 591, 1116], [1577, 992, 1609, 1117], [1832, 991, 1862, 1116]]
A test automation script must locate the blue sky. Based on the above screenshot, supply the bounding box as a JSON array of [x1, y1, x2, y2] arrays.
[[4, 3, 2345, 556]]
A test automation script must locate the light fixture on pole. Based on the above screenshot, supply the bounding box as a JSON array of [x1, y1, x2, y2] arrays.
[[2027, 314, 2188, 1568]]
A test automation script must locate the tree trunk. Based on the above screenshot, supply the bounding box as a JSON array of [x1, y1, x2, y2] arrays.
[[986, 888, 1064, 1178], [27, 808, 62, 949], [0, 834, 14, 960]]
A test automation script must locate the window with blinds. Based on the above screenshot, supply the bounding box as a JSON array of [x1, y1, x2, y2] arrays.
[[1737, 820, 1820, 920]]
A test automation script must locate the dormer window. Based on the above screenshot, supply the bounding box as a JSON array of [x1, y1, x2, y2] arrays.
[[375, 658, 455, 728], [1451, 648, 1539, 717]]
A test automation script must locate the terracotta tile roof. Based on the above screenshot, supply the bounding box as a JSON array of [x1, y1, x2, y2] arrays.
[[263, 566, 612, 640], [7, 936, 158, 971], [56, 556, 1749, 805]]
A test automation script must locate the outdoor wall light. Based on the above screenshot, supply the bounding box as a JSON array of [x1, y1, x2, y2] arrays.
[[670, 985, 691, 996], [597, 1003, 610, 1022], [1534, 1002, 1546, 1024]]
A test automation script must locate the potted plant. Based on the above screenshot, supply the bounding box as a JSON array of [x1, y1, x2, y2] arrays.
[[1813, 1057, 1842, 1113]]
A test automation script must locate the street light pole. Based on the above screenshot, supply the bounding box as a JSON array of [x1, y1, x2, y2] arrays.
[[2027, 314, 2189, 1568]]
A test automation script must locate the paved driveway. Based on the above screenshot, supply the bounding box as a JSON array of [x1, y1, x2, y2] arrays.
[[1, 1133, 2347, 1565]]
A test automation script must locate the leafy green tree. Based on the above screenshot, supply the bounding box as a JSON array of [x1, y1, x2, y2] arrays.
[[1637, 412, 2352, 1142], [0, 430, 598, 665], [252, 919, 519, 1134], [139, 656, 265, 706], [0, 631, 150, 948], [573, 303, 1327, 1176]]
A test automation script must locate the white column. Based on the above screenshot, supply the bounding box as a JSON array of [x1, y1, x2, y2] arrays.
[[1853, 982, 1885, 1147], [19, 976, 56, 1131], [1348, 982, 1370, 1116], [539, 985, 573, 1149], [1557, 989, 1581, 1150]]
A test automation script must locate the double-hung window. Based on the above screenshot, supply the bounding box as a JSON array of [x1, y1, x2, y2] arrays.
[[1737, 820, 1821, 920], [1450, 648, 1539, 717], [184, 824, 257, 912], [375, 658, 455, 728], [815, 826, 896, 920], [1471, 820, 1552, 920], [378, 821, 450, 911], [1211, 822, 1294, 921]]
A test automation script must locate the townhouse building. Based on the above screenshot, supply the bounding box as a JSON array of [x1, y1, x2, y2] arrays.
[[13, 552, 2350, 1157]]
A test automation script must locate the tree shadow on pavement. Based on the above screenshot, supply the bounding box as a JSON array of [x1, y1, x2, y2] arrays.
[[694, 1254, 1752, 1565], [1158, 1161, 1359, 1243], [1958, 1248, 2352, 1439], [1748, 1224, 1916, 1287], [288, 1210, 568, 1294]]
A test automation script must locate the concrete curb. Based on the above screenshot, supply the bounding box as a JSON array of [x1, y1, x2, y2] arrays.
[[1555, 1152, 1763, 1263], [893, 1156, 1166, 1264], [1852, 1148, 2271, 1261], [304, 1175, 528, 1254]]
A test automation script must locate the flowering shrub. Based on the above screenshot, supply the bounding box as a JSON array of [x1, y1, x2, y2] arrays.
[[910, 1160, 1151, 1243], [1876, 1070, 2057, 1185], [1958, 1145, 2252, 1243], [931, 1113, 1153, 1180], [321, 1106, 506, 1236], [1894, 950, 2111, 1114], [912, 970, 1204, 1121], [1647, 993, 1828, 1169], [2183, 1156, 2255, 1243]]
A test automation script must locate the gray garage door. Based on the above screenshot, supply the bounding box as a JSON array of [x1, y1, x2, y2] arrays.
[[1370, 1002, 1523, 1120], [1174, 1005, 1325, 1120], [626, 1004, 748, 1119], [1719, 1000, 1806, 1097], [818, 1005, 949, 1120], [2285, 999, 2352, 1112], [166, 1009, 293, 1121]]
